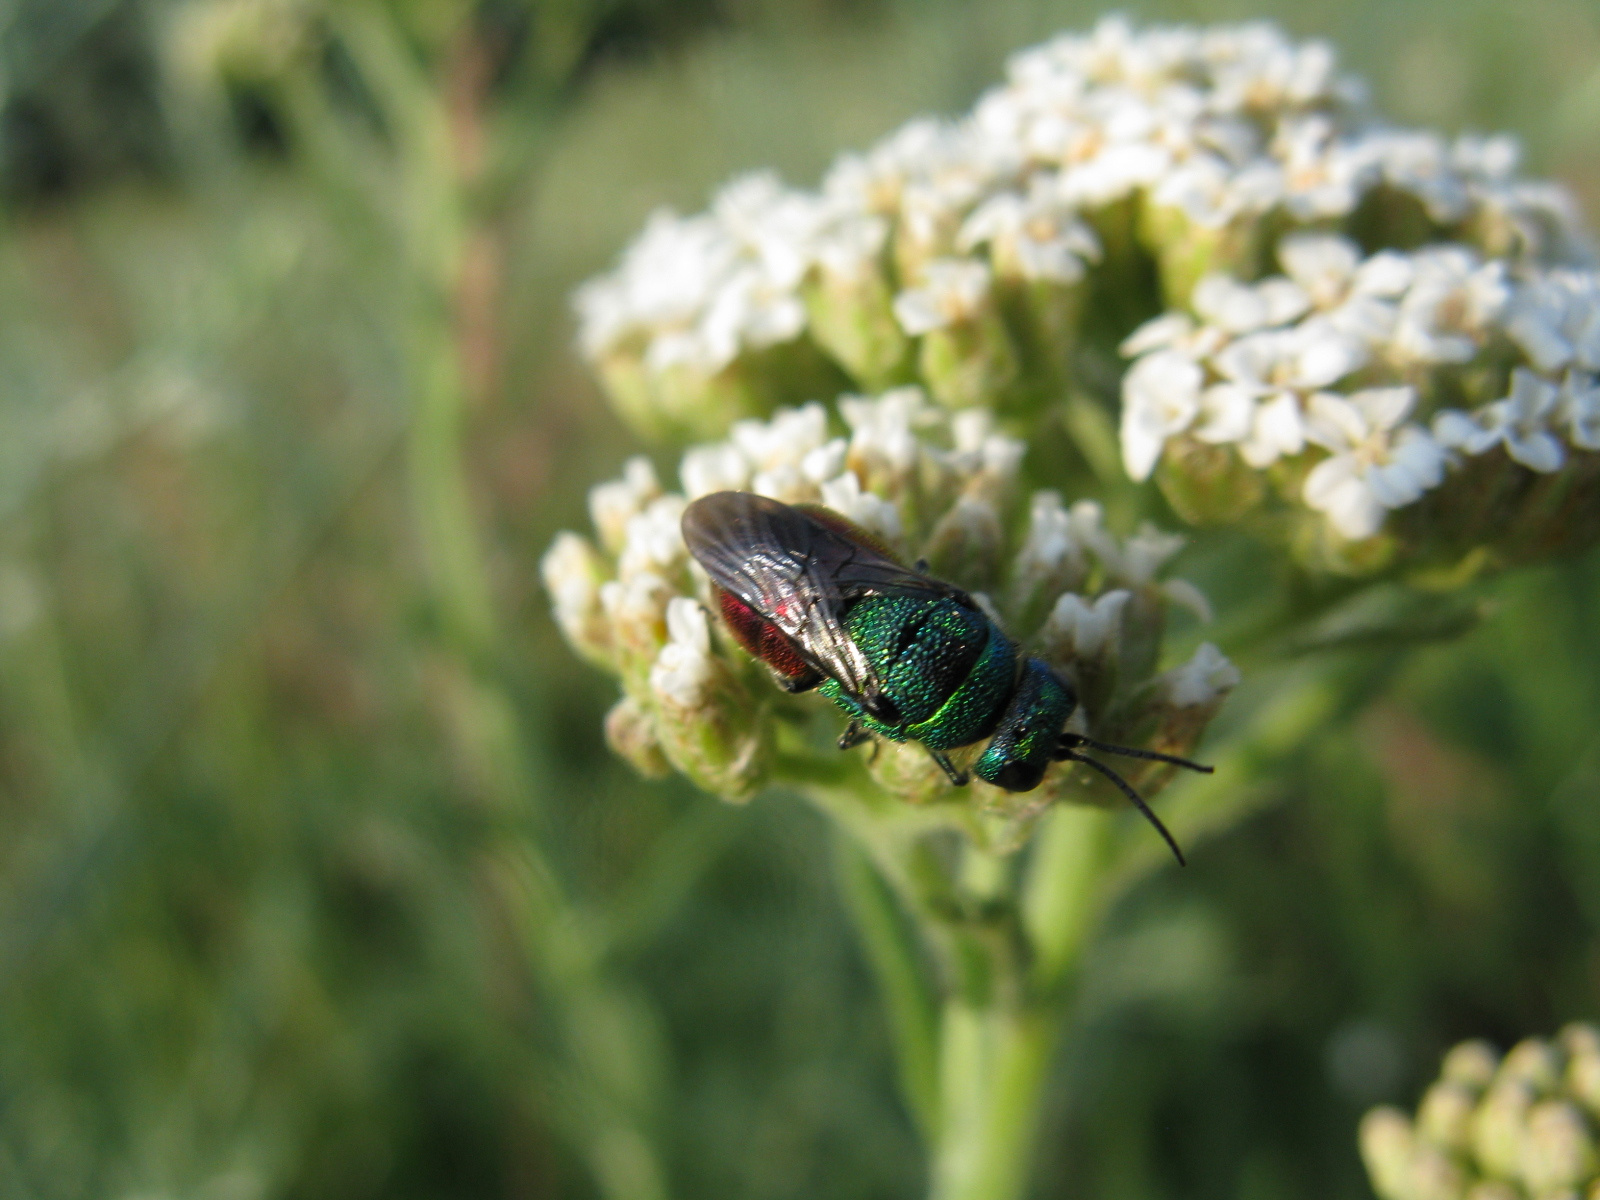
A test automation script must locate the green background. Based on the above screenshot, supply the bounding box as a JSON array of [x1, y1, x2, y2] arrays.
[[0, 1, 1597, 1197]]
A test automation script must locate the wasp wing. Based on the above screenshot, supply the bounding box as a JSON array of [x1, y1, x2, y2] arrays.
[[682, 491, 972, 722]]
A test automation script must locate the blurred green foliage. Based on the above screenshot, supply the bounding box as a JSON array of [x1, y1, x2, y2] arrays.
[[0, 1, 1597, 1198]]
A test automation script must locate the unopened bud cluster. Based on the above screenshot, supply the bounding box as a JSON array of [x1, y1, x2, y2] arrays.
[[1361, 1027, 1600, 1200], [542, 390, 1236, 811], [574, 16, 1597, 576]]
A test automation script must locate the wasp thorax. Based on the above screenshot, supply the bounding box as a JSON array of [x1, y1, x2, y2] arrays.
[[974, 658, 1076, 792]]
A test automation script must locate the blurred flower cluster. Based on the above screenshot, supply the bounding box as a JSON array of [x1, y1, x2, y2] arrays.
[[543, 391, 1235, 813], [573, 15, 1598, 575], [1362, 1028, 1600, 1200]]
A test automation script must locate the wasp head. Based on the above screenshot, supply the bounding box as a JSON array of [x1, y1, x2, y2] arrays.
[[974, 658, 1077, 792]]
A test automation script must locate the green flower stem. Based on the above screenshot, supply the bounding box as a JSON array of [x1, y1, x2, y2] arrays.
[[930, 999, 1059, 1200], [810, 656, 1394, 1200], [834, 832, 942, 1141], [813, 786, 1078, 1200], [1023, 804, 1116, 993]]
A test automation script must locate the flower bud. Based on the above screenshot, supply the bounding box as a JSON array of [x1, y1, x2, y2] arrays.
[[1409, 1144, 1469, 1200], [802, 215, 913, 388], [868, 738, 960, 806], [1140, 203, 1271, 310], [1567, 1050, 1600, 1120], [1503, 1039, 1564, 1095], [1155, 434, 1269, 525], [1006, 491, 1089, 630], [605, 694, 671, 780], [650, 358, 767, 442], [818, 471, 904, 545], [841, 387, 936, 508], [1037, 590, 1129, 723], [1419, 1082, 1480, 1155], [958, 186, 1100, 387], [648, 599, 768, 802], [893, 259, 1019, 409], [1562, 1026, 1600, 1061], [590, 347, 660, 438], [1145, 642, 1242, 764], [1474, 1079, 1536, 1180], [1520, 1101, 1597, 1195], [680, 442, 751, 500], [600, 572, 675, 681], [617, 496, 690, 581], [1445, 1042, 1503, 1090], [1362, 1107, 1418, 1200], [923, 493, 1006, 592], [541, 533, 615, 669], [590, 457, 661, 556]]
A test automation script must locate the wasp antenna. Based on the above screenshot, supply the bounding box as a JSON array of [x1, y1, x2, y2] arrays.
[[1060, 732, 1213, 775], [1062, 751, 1187, 867]]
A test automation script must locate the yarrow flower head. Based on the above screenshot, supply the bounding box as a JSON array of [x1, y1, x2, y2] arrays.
[[1361, 1026, 1600, 1200], [572, 16, 1597, 578], [543, 394, 1235, 827]]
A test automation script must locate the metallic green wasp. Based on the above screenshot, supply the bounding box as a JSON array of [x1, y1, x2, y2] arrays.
[[681, 491, 1209, 863]]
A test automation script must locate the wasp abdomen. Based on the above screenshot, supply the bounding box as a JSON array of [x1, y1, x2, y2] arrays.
[[715, 586, 823, 691]]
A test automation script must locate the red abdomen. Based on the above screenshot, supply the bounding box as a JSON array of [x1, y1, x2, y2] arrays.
[[715, 587, 818, 683]]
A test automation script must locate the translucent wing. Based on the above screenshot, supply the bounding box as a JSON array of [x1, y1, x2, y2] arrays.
[[681, 491, 973, 721]]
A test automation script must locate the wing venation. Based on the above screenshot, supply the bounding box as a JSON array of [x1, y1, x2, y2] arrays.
[[681, 491, 971, 717]]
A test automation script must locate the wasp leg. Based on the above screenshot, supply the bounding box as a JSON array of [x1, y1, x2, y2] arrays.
[[914, 558, 931, 573], [927, 748, 969, 787], [773, 667, 825, 694], [837, 721, 873, 751]]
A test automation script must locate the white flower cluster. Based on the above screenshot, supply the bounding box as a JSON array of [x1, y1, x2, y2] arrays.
[[573, 16, 1589, 407], [1011, 490, 1233, 723], [544, 388, 1238, 801], [1119, 234, 1600, 539], [677, 386, 1024, 546], [574, 173, 816, 377]]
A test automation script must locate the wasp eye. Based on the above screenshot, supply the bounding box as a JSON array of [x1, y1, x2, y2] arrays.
[[989, 759, 1046, 792]]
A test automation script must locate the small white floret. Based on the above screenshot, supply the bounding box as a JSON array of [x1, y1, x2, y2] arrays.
[[1164, 642, 1241, 707], [1043, 589, 1131, 660], [892, 259, 995, 335], [589, 456, 661, 554], [1120, 349, 1204, 480], [1302, 387, 1444, 539], [650, 598, 717, 709]]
